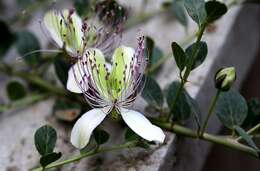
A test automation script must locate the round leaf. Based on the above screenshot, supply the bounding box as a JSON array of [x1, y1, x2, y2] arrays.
[[184, 0, 206, 26], [15, 31, 42, 66], [141, 76, 163, 109], [166, 81, 191, 122], [171, 0, 188, 27], [216, 90, 248, 129], [205, 1, 228, 23], [40, 152, 62, 168], [6, 81, 26, 101], [34, 125, 57, 156]]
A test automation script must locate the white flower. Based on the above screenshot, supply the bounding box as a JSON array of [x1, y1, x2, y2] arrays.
[[43, 9, 120, 57], [43, 10, 165, 149], [68, 37, 165, 149]]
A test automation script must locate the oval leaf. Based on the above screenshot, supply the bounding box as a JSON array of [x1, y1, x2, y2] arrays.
[[6, 81, 26, 101], [184, 0, 206, 26], [185, 41, 208, 70], [171, 0, 188, 27], [34, 125, 57, 156], [216, 90, 248, 129], [171, 42, 187, 71], [205, 1, 228, 23], [16, 31, 42, 66], [141, 76, 163, 109]]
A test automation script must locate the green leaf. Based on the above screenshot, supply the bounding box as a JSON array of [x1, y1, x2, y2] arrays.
[[34, 125, 57, 156], [124, 128, 139, 142], [54, 54, 71, 87], [171, 0, 188, 27], [6, 81, 27, 101], [185, 92, 202, 129], [16, 0, 37, 9], [74, 0, 91, 16], [185, 41, 208, 70], [93, 129, 109, 145], [184, 0, 206, 26], [40, 152, 62, 168], [145, 36, 163, 73], [234, 126, 260, 152], [15, 31, 42, 66], [53, 99, 81, 122], [141, 75, 163, 109], [0, 20, 15, 58], [166, 81, 191, 122], [205, 1, 228, 23], [216, 90, 248, 129], [145, 36, 154, 59], [243, 98, 260, 127], [171, 42, 187, 71]]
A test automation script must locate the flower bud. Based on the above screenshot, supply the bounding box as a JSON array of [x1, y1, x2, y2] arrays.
[[215, 67, 236, 91]]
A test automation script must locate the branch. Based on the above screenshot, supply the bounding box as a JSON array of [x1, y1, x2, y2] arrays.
[[31, 141, 138, 171], [0, 94, 50, 113], [153, 121, 259, 158]]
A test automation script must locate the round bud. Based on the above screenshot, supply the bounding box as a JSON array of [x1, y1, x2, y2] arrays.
[[215, 67, 236, 91]]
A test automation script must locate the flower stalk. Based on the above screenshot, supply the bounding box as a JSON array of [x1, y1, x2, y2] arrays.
[[199, 90, 221, 137]]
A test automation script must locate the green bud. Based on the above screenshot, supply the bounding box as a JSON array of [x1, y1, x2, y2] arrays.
[[215, 67, 236, 91]]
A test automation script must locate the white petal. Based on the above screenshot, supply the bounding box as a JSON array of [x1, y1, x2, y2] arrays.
[[66, 63, 86, 93], [120, 108, 165, 143], [43, 10, 83, 54], [44, 10, 63, 48], [70, 108, 107, 149]]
